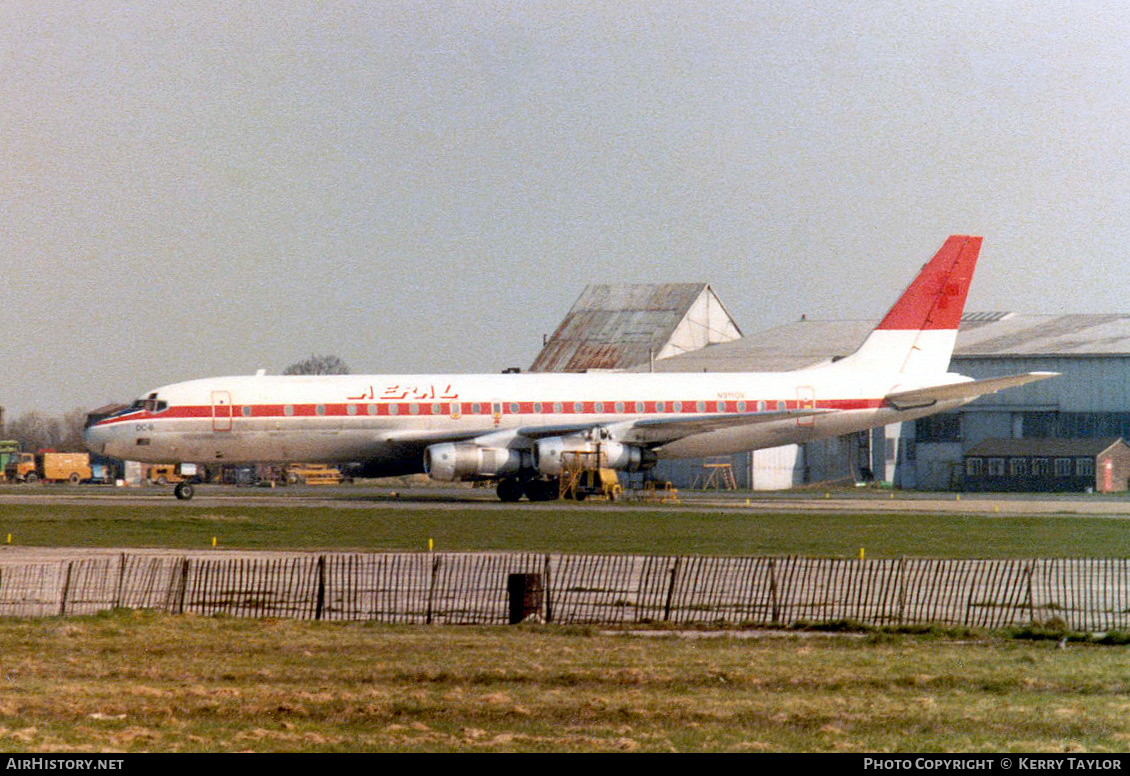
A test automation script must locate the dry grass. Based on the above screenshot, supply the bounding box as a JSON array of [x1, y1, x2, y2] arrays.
[[0, 611, 1128, 752]]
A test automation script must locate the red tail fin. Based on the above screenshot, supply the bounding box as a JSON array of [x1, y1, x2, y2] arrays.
[[876, 235, 981, 331], [826, 235, 982, 376]]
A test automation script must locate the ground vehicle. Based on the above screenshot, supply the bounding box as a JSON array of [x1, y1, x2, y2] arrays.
[[6, 452, 93, 484], [0, 441, 20, 482], [284, 463, 343, 485], [145, 464, 185, 486], [561, 467, 622, 501]]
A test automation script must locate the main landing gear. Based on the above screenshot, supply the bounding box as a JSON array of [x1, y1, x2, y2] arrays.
[[496, 477, 559, 502], [174, 482, 195, 501]]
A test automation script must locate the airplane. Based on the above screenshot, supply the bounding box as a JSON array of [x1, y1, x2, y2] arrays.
[[84, 235, 1056, 501]]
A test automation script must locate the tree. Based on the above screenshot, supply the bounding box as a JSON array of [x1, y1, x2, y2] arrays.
[[5, 411, 62, 452], [4, 408, 91, 453], [283, 354, 351, 376]]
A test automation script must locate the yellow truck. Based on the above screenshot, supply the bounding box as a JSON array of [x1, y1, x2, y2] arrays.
[[145, 464, 185, 486], [6, 452, 93, 484]]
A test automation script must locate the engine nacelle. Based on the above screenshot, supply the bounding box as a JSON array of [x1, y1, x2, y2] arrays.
[[424, 443, 528, 482], [534, 435, 654, 476]]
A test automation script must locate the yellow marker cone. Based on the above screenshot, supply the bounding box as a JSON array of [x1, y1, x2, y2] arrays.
[[428, 538, 434, 552], [212, 536, 217, 548], [859, 547, 865, 561]]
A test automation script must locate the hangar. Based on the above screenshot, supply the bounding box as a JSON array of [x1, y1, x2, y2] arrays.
[[531, 287, 1130, 491]]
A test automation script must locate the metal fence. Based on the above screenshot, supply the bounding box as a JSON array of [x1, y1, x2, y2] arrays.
[[0, 552, 1128, 631]]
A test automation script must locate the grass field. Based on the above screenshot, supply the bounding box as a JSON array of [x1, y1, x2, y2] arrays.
[[1, 489, 1129, 752], [0, 497, 1129, 557], [0, 611, 1128, 752]]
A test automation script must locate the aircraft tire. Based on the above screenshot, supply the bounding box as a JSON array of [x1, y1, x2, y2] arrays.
[[523, 479, 559, 502], [174, 482, 195, 501], [496, 478, 523, 502]]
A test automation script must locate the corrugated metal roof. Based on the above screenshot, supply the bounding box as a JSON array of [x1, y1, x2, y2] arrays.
[[633, 313, 1130, 373], [530, 283, 741, 372], [631, 320, 874, 373], [956, 314, 1130, 357]]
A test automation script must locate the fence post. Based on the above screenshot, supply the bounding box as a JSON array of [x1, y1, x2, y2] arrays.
[[1025, 560, 1035, 624], [507, 573, 543, 624], [176, 557, 190, 615], [59, 561, 73, 617], [315, 555, 326, 621], [898, 556, 906, 625], [663, 557, 681, 622], [114, 553, 127, 610], [769, 557, 779, 624], [426, 555, 441, 625], [543, 555, 553, 624]]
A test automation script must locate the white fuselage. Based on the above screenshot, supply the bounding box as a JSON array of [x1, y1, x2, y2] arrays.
[[84, 367, 967, 475]]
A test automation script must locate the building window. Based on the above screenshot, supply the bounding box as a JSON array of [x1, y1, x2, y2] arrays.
[[1009, 458, 1028, 476], [966, 458, 983, 477], [1055, 458, 1072, 477], [988, 458, 1006, 476], [1033, 458, 1049, 476], [915, 413, 962, 443], [1077, 458, 1094, 477]]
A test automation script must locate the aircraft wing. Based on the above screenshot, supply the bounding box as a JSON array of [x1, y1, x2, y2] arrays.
[[513, 411, 826, 442], [885, 372, 1059, 410], [379, 409, 835, 448], [609, 408, 835, 445]]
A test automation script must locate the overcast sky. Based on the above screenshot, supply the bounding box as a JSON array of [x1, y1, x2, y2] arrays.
[[3, 1, 1129, 417]]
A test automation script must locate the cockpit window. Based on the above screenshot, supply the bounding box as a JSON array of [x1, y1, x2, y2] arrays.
[[128, 393, 167, 413]]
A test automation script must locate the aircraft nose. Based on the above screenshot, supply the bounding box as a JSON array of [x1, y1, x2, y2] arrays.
[[83, 423, 108, 455]]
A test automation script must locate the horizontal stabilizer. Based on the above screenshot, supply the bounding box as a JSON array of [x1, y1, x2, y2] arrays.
[[885, 372, 1059, 410]]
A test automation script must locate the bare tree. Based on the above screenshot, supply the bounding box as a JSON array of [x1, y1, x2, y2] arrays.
[[3, 408, 93, 453], [5, 411, 63, 452], [58, 409, 89, 452], [283, 354, 351, 375]]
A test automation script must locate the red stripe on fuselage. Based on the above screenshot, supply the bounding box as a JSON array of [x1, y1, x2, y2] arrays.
[[91, 397, 887, 427]]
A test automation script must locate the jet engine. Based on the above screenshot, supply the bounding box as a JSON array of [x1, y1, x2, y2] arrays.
[[534, 435, 654, 476], [424, 443, 529, 482]]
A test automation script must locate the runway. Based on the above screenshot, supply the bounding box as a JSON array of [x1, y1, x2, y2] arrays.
[[2, 482, 1130, 516]]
